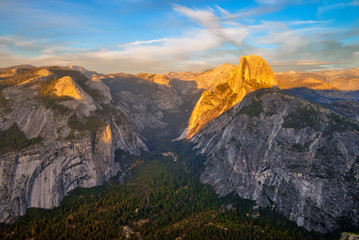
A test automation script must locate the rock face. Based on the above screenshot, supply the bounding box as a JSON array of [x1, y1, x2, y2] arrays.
[[166, 63, 234, 91], [0, 130, 113, 222], [228, 55, 277, 92], [54, 76, 85, 100], [136, 73, 171, 87], [65, 65, 112, 104], [340, 232, 359, 240], [100, 62, 246, 144], [191, 88, 359, 233], [283, 88, 359, 121], [186, 55, 277, 139], [0, 66, 147, 223], [102, 73, 202, 147]]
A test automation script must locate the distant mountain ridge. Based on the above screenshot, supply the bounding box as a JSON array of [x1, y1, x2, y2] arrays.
[[0, 64, 36, 73], [276, 68, 359, 91]]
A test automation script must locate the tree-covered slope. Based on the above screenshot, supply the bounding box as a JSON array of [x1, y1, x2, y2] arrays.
[[0, 143, 328, 240]]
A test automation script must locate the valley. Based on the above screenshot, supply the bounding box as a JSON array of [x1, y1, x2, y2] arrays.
[[0, 55, 359, 239], [0, 143, 327, 240]]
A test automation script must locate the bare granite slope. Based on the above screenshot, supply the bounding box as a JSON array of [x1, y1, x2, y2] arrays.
[[0, 66, 147, 223]]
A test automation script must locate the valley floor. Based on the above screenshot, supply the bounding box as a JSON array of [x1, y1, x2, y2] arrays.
[[0, 143, 336, 240]]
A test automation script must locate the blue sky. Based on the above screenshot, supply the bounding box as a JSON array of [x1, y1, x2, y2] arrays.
[[0, 0, 358, 73]]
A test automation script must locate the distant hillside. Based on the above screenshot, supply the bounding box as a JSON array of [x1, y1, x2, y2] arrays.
[[276, 68, 359, 91]]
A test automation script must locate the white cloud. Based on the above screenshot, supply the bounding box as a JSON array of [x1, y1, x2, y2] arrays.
[[0, 36, 44, 52], [117, 38, 170, 48], [253, 21, 313, 55], [0, 3, 358, 74], [112, 29, 222, 59], [172, 5, 248, 46]]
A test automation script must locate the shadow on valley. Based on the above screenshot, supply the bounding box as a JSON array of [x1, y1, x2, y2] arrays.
[[0, 140, 334, 240], [102, 75, 203, 151], [282, 87, 359, 121]]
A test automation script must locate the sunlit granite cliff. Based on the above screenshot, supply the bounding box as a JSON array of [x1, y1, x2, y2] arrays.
[[186, 55, 277, 139]]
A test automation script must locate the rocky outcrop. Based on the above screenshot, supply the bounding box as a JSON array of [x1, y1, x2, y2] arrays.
[[54, 76, 85, 100], [136, 73, 171, 87], [195, 63, 235, 91], [340, 232, 359, 240], [66, 65, 100, 79], [191, 88, 359, 233], [65, 65, 113, 105], [166, 63, 235, 91], [0, 128, 112, 223], [37, 69, 52, 78], [53, 76, 97, 115], [186, 55, 277, 139], [228, 55, 277, 92], [0, 66, 147, 223]]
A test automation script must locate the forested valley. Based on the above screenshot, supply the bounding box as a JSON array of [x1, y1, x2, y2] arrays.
[[0, 142, 334, 240]]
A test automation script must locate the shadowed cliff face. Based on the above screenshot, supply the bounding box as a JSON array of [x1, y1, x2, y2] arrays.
[[186, 55, 278, 139], [191, 88, 359, 233], [283, 88, 359, 122], [101, 73, 203, 150]]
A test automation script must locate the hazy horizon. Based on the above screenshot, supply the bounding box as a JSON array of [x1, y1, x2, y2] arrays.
[[2, 61, 359, 76]]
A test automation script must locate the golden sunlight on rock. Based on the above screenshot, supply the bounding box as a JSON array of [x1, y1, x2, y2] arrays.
[[165, 63, 234, 91], [101, 125, 112, 143], [186, 55, 277, 139], [54, 76, 84, 100], [0, 69, 16, 78], [276, 68, 359, 91], [37, 69, 52, 77], [136, 73, 170, 87], [193, 63, 234, 91]]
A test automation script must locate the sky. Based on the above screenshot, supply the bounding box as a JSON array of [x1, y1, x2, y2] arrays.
[[0, 0, 358, 74]]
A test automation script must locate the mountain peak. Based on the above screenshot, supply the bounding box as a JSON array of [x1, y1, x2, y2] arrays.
[[186, 55, 277, 139], [135, 73, 170, 87], [228, 55, 277, 93], [54, 76, 84, 100]]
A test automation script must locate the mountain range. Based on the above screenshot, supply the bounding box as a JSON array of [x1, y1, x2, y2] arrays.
[[0, 56, 358, 236]]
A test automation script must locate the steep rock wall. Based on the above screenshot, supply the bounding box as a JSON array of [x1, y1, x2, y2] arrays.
[[0, 67, 147, 223], [191, 88, 359, 233], [186, 55, 277, 139]]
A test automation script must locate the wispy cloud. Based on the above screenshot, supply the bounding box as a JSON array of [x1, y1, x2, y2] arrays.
[[318, 0, 359, 14], [0, 1, 358, 73], [172, 5, 248, 47], [290, 20, 330, 25], [117, 38, 170, 48], [214, 0, 301, 21], [0, 35, 88, 56]]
